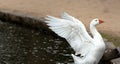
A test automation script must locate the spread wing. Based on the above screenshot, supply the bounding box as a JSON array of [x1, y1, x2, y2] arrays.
[[61, 12, 92, 41], [45, 13, 94, 56]]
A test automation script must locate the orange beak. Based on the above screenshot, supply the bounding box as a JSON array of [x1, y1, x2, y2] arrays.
[[99, 19, 104, 24]]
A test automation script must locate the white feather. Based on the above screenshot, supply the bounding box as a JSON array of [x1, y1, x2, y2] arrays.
[[45, 14, 93, 56], [45, 12, 106, 64]]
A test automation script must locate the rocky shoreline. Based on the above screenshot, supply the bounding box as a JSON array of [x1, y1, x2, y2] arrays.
[[0, 10, 120, 64], [100, 39, 120, 64]]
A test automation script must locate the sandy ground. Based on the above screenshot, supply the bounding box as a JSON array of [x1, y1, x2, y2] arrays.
[[0, 0, 120, 36]]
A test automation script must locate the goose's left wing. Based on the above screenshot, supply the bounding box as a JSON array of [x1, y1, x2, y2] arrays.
[[45, 15, 94, 57], [45, 15, 82, 39], [61, 12, 92, 41]]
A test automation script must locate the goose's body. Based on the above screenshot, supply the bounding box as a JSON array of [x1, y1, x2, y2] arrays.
[[45, 12, 106, 64], [72, 28, 106, 64]]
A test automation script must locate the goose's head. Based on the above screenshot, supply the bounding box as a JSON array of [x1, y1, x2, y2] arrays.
[[91, 18, 104, 26]]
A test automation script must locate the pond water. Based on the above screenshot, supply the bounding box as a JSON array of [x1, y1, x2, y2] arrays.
[[0, 21, 74, 64]]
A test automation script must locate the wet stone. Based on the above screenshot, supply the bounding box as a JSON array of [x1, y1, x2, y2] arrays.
[[102, 42, 119, 61], [117, 47, 120, 54], [111, 58, 120, 64], [105, 42, 116, 49]]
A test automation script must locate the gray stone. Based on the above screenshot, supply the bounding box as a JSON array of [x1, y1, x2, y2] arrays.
[[102, 48, 119, 61], [102, 42, 119, 61], [105, 42, 116, 49], [111, 57, 120, 64], [103, 38, 108, 42], [117, 47, 120, 55]]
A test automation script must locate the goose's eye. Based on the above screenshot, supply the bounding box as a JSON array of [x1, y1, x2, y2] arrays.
[[95, 20, 97, 21]]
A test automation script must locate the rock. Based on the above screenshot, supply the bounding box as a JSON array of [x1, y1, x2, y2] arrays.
[[117, 47, 120, 55], [103, 38, 108, 42], [98, 40, 120, 64], [111, 57, 120, 64], [105, 42, 116, 49], [102, 48, 119, 61], [99, 42, 119, 64], [102, 42, 119, 61]]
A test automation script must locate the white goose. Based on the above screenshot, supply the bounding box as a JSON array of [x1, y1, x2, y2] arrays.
[[45, 12, 106, 64]]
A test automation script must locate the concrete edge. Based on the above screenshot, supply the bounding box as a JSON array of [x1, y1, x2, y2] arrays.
[[0, 10, 54, 34]]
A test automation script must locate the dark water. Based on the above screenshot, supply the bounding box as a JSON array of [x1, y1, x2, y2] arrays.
[[0, 21, 74, 64]]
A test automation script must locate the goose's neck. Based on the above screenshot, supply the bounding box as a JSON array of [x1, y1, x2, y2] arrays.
[[90, 24, 100, 37]]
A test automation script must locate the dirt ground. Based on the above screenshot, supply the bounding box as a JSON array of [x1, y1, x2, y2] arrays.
[[0, 0, 120, 36]]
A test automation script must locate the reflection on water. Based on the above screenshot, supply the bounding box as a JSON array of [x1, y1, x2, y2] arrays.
[[0, 21, 74, 64]]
